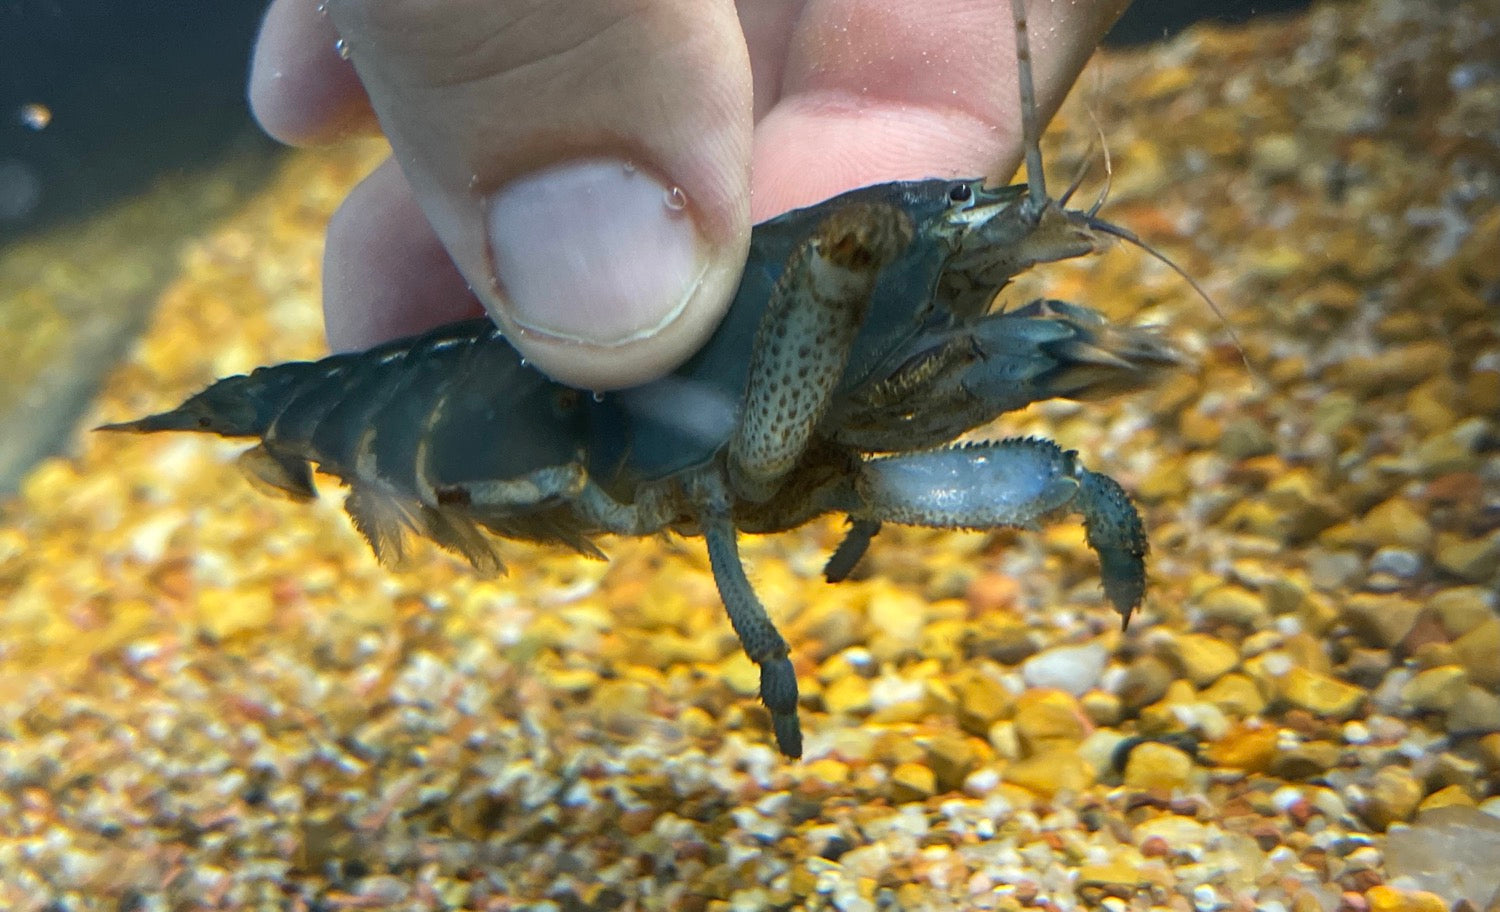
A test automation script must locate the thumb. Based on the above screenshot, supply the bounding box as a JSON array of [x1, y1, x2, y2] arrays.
[[326, 0, 752, 390]]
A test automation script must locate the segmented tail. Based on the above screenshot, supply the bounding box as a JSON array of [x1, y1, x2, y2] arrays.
[[100, 319, 603, 572]]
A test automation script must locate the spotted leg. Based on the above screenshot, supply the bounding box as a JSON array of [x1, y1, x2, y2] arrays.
[[851, 437, 1148, 627], [689, 470, 803, 758], [727, 202, 913, 503]]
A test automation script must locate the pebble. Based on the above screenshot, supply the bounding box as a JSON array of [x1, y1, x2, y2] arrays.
[[1434, 530, 1500, 582], [1406, 378, 1461, 434], [1367, 547, 1422, 579], [1338, 341, 1451, 393], [1447, 685, 1500, 734], [1481, 734, 1500, 773], [1411, 426, 1480, 475], [1466, 367, 1500, 414], [1134, 814, 1210, 851], [1307, 549, 1366, 591], [924, 732, 984, 793], [1194, 585, 1270, 627], [1193, 884, 1225, 912], [196, 587, 275, 640], [1385, 805, 1500, 905], [1004, 750, 1094, 798], [822, 674, 873, 715], [1398, 665, 1468, 713], [867, 672, 927, 713], [802, 760, 851, 793], [1361, 497, 1434, 551], [1011, 689, 1089, 755], [1076, 729, 1127, 778], [1121, 741, 1196, 791], [1363, 886, 1448, 912], [1169, 633, 1241, 686], [1020, 641, 1108, 696], [950, 669, 1012, 735], [1341, 594, 1423, 649], [1417, 784, 1474, 812], [1218, 417, 1276, 459], [965, 572, 1020, 613], [865, 588, 928, 662], [987, 720, 1021, 760], [1118, 656, 1177, 711], [1452, 618, 1500, 688], [1278, 666, 1368, 720], [1207, 725, 1279, 772], [1200, 673, 1269, 717], [1429, 586, 1496, 636], [1080, 690, 1123, 726], [1075, 859, 1142, 898], [1251, 133, 1302, 179], [1361, 767, 1424, 830], [591, 680, 653, 735], [889, 762, 937, 803], [1268, 740, 1342, 781]]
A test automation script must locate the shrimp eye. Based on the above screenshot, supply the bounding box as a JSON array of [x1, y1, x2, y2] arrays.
[[948, 183, 972, 203]]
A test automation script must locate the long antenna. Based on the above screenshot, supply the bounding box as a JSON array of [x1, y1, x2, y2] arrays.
[[1010, 0, 1048, 213], [1009, 0, 1258, 384], [1085, 216, 1261, 382]]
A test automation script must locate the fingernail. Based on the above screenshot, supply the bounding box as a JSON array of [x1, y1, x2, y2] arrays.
[[485, 158, 705, 345]]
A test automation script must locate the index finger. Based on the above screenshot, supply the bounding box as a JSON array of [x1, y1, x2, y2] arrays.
[[747, 0, 1129, 219]]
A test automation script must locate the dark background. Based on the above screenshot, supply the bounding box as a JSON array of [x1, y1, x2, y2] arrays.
[[0, 0, 1316, 240]]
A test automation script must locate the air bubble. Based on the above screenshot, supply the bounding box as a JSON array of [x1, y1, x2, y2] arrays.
[[334, 38, 351, 60], [17, 103, 50, 131], [664, 186, 687, 212], [315, 0, 328, 13], [591, 391, 605, 403], [621, 162, 637, 175]]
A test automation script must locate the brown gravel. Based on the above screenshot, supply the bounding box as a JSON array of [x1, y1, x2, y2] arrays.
[[2, 1, 1498, 909]]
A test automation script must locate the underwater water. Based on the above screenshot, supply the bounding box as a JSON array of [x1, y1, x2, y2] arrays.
[[1, 0, 1498, 908]]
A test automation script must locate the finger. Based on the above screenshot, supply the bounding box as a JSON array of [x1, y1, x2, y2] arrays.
[[748, 0, 1129, 219], [325, 0, 753, 391], [324, 158, 484, 352], [249, 0, 378, 145], [735, 0, 807, 120]]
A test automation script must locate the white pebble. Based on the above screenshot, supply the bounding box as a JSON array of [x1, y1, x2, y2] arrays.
[[1271, 786, 1306, 813], [1021, 642, 1108, 695], [1369, 547, 1423, 577], [1192, 883, 1223, 912]]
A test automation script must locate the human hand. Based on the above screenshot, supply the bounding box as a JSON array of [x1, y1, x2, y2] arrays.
[[249, 0, 1129, 390]]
